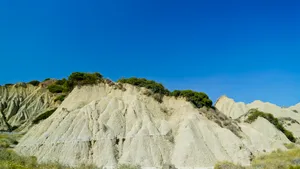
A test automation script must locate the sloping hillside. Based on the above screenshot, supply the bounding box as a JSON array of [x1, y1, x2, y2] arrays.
[[0, 83, 58, 132], [15, 83, 293, 168], [215, 96, 300, 139]]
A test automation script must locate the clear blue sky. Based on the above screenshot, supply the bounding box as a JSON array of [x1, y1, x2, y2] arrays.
[[0, 0, 300, 106]]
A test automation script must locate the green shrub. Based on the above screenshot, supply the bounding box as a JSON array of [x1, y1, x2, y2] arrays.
[[47, 85, 65, 93], [4, 84, 13, 87], [68, 72, 103, 88], [55, 78, 68, 85], [284, 143, 297, 149], [245, 109, 296, 142], [170, 90, 212, 108], [118, 77, 170, 95], [118, 164, 141, 169], [32, 108, 57, 124], [43, 78, 51, 81], [214, 161, 245, 169], [54, 94, 67, 102], [28, 80, 40, 86], [0, 135, 18, 150]]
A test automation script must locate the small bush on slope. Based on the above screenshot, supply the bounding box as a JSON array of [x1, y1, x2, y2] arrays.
[[285, 143, 297, 150], [4, 84, 13, 87], [0, 134, 20, 148], [54, 94, 67, 102], [32, 108, 57, 124], [28, 80, 40, 86], [245, 109, 296, 142], [214, 161, 245, 169], [118, 77, 170, 95], [68, 72, 103, 87], [48, 72, 103, 94], [170, 90, 213, 108], [47, 84, 65, 93], [118, 164, 141, 169]]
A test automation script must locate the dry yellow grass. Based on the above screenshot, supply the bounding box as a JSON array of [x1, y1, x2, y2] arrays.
[[215, 147, 300, 169]]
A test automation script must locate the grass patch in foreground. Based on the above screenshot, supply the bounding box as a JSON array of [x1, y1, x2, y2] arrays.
[[0, 148, 99, 169], [250, 148, 300, 169], [215, 147, 300, 169], [214, 161, 244, 169], [0, 133, 21, 148]]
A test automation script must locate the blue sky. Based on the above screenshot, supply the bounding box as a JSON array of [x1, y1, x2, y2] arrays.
[[0, 0, 300, 106]]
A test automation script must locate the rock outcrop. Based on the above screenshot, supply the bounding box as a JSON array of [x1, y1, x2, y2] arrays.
[[0, 84, 58, 132], [15, 84, 293, 168]]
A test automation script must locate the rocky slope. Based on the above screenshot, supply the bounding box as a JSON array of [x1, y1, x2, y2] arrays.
[[215, 95, 300, 139], [15, 84, 293, 168], [0, 83, 58, 132]]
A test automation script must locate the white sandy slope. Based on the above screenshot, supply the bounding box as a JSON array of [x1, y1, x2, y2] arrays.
[[0, 84, 57, 131], [215, 95, 300, 138], [15, 85, 291, 168]]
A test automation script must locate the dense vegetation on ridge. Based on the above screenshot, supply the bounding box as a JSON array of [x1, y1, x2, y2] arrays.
[[28, 80, 40, 86], [47, 72, 103, 94], [118, 77, 213, 108], [39, 72, 213, 108], [1, 72, 212, 109], [245, 109, 296, 142], [118, 77, 170, 95], [170, 90, 213, 108]]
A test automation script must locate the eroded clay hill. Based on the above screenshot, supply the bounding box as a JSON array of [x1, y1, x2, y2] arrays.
[[15, 84, 293, 168], [0, 83, 58, 132], [215, 95, 300, 139]]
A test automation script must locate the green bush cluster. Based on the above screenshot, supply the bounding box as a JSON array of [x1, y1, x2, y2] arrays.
[[0, 148, 99, 169], [68, 72, 103, 87], [54, 94, 67, 102], [47, 72, 103, 94], [47, 84, 66, 93], [214, 161, 244, 169], [28, 80, 40, 86], [4, 84, 13, 87], [245, 109, 296, 142], [32, 108, 57, 124], [170, 90, 212, 108], [0, 135, 18, 148], [118, 77, 170, 95], [118, 77, 213, 108], [118, 164, 141, 169]]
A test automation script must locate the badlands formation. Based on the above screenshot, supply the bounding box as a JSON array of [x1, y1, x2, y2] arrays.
[[12, 81, 297, 169], [0, 83, 58, 132], [215, 96, 300, 139]]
